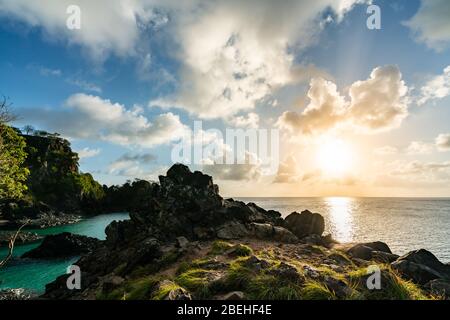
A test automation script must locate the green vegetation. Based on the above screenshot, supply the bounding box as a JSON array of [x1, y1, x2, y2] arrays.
[[0, 125, 30, 199], [98, 241, 442, 301], [301, 281, 337, 300], [209, 240, 234, 255], [98, 277, 161, 300]]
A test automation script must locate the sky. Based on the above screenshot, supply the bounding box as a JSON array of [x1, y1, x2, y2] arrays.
[[0, 0, 450, 197]]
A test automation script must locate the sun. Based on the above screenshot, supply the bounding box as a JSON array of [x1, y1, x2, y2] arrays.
[[316, 139, 355, 177]]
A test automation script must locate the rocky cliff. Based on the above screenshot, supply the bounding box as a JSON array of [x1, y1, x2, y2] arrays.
[[42, 164, 450, 300], [0, 132, 105, 228]]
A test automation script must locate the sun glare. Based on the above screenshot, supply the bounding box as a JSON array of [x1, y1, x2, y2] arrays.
[[316, 139, 355, 177]]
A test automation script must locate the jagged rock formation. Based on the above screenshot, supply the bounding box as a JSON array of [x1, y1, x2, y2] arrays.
[[41, 164, 450, 300], [22, 232, 101, 259]]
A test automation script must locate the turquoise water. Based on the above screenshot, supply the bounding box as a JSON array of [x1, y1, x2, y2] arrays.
[[0, 213, 129, 294], [1, 197, 450, 294]]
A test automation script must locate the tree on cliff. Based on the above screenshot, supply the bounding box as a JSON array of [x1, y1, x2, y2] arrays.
[[0, 98, 29, 199]]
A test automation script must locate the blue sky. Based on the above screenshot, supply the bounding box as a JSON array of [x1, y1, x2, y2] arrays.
[[1, 0, 449, 196]]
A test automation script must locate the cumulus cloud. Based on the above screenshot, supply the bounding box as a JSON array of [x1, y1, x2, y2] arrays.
[[2, 0, 367, 117], [436, 133, 450, 151], [108, 152, 157, 176], [273, 155, 301, 183], [227, 113, 259, 129], [20, 93, 189, 148], [404, 0, 450, 51], [277, 65, 409, 135], [77, 147, 101, 159], [149, 0, 366, 118], [418, 66, 450, 105], [202, 152, 263, 181], [0, 0, 155, 61], [277, 77, 347, 135]]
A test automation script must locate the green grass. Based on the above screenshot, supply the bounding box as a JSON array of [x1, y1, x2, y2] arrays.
[[151, 281, 184, 300], [229, 244, 253, 257], [99, 277, 160, 300], [247, 274, 303, 300], [301, 281, 337, 300], [209, 240, 234, 255]]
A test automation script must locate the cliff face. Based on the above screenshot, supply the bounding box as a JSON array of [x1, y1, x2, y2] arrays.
[[0, 132, 105, 225], [22, 134, 105, 212]]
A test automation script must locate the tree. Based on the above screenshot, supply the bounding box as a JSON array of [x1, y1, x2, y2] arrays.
[[22, 125, 35, 135], [0, 96, 15, 125], [0, 102, 29, 199]]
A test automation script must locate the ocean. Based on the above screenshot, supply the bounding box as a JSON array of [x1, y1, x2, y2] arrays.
[[0, 197, 449, 293], [239, 197, 450, 263]]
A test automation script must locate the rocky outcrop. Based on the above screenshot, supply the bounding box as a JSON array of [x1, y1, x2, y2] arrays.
[[0, 289, 38, 300], [22, 232, 100, 259], [0, 230, 42, 246], [391, 249, 450, 285], [284, 210, 325, 238], [346, 241, 393, 261], [40, 164, 450, 301]]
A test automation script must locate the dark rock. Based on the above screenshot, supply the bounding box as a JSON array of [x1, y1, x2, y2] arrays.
[[347, 242, 392, 261], [22, 232, 101, 259], [371, 251, 399, 263], [101, 275, 125, 294], [0, 231, 42, 246], [391, 249, 450, 285], [248, 223, 298, 243], [284, 210, 325, 238], [268, 262, 303, 282], [347, 244, 373, 260], [0, 288, 38, 300], [216, 221, 249, 240], [425, 279, 450, 299], [176, 236, 189, 249], [221, 291, 245, 300]]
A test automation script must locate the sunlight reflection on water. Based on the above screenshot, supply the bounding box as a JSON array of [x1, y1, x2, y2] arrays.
[[325, 197, 354, 243]]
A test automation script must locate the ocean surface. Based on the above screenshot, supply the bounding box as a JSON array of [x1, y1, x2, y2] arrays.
[[0, 197, 449, 294], [239, 197, 450, 263]]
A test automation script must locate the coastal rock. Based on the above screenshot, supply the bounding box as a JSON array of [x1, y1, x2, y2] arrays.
[[0, 231, 42, 245], [221, 291, 245, 300], [347, 242, 392, 261], [0, 288, 38, 300], [391, 249, 450, 284], [22, 232, 101, 259], [284, 210, 325, 238], [425, 279, 450, 299]]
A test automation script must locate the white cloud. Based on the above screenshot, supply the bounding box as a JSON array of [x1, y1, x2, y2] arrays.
[[149, 0, 365, 119], [406, 141, 433, 155], [277, 77, 347, 135], [108, 152, 156, 176], [418, 65, 450, 105], [404, 0, 450, 51], [20, 93, 189, 148], [66, 78, 102, 93], [277, 65, 409, 135], [273, 155, 301, 183], [436, 133, 450, 151], [374, 146, 398, 155], [227, 113, 259, 129], [77, 147, 101, 159]]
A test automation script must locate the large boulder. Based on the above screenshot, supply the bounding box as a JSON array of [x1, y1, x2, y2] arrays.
[[284, 210, 325, 238], [391, 249, 450, 285], [22, 232, 101, 259], [346, 241, 392, 261]]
